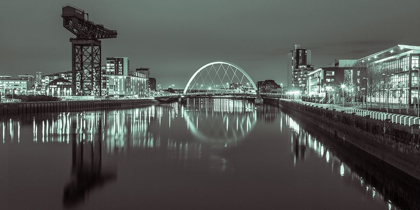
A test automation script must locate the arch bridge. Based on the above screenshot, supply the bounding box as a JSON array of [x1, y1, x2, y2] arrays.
[[183, 61, 258, 97]]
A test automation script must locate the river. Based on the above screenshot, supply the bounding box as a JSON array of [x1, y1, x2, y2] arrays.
[[1, 98, 419, 210]]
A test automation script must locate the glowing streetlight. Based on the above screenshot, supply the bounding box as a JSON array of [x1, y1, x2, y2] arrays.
[[341, 84, 346, 106]]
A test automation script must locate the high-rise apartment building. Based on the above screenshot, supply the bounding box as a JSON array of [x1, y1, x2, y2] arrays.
[[136, 68, 150, 78], [287, 44, 313, 93], [106, 57, 129, 76]]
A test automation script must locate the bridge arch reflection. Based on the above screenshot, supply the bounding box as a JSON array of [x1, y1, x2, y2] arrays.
[[183, 99, 257, 147]]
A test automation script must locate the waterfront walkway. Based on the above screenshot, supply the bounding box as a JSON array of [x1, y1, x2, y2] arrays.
[[290, 100, 420, 127]]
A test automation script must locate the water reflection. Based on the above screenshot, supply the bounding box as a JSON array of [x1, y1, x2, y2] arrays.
[[63, 118, 116, 208], [282, 113, 420, 210], [0, 100, 259, 182], [184, 98, 257, 147], [1, 100, 419, 209], [0, 99, 259, 149]]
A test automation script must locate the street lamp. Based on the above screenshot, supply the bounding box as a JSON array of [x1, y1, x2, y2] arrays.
[[382, 73, 386, 112], [326, 86, 333, 109], [381, 73, 394, 113], [363, 77, 370, 109], [340, 84, 346, 106], [415, 67, 420, 116], [389, 73, 394, 112]]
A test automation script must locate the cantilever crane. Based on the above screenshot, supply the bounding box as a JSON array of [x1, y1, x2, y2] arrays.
[[62, 6, 117, 96]]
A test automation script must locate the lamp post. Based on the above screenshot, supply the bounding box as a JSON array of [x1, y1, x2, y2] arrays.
[[326, 86, 333, 109], [415, 67, 420, 117], [382, 73, 388, 112], [363, 77, 367, 109], [347, 87, 353, 106], [318, 76, 322, 103], [388, 73, 394, 112], [341, 84, 346, 106], [398, 82, 402, 113]]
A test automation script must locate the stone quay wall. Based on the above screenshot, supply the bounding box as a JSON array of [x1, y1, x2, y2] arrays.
[[0, 99, 158, 116], [265, 98, 420, 180]]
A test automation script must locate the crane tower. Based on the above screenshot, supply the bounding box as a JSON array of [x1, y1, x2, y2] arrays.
[[61, 6, 117, 96]]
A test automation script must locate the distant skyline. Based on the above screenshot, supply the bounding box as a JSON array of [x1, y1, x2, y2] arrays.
[[1, 0, 419, 88]]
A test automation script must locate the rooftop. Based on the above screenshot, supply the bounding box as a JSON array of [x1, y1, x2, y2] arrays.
[[358, 44, 420, 63], [48, 78, 71, 86]]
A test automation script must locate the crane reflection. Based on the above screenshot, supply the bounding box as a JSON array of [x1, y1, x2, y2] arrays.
[[63, 116, 116, 208]]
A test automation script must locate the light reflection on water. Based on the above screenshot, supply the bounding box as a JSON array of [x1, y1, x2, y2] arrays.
[[1, 99, 257, 151], [0, 99, 418, 209], [283, 113, 419, 210]]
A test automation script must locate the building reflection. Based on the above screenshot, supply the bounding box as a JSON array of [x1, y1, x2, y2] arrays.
[[63, 117, 116, 208], [0, 118, 22, 143], [0, 100, 253, 175], [2, 101, 420, 209], [0, 100, 258, 151], [256, 104, 280, 122], [282, 114, 420, 210]]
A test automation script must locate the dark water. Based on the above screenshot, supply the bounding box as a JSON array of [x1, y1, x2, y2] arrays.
[[1, 99, 419, 210]]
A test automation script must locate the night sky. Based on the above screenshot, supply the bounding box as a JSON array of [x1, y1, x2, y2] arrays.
[[1, 0, 419, 88]]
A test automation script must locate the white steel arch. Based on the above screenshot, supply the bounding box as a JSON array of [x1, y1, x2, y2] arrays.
[[183, 61, 258, 94]]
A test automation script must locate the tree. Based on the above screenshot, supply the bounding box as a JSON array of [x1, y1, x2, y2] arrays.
[[353, 61, 390, 109]]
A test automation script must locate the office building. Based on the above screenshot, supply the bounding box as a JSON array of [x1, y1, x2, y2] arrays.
[[136, 68, 150, 78], [0, 76, 29, 95], [149, 78, 156, 91], [257, 80, 282, 93], [18, 74, 35, 90], [358, 45, 420, 105], [105, 73, 148, 97], [307, 60, 366, 103]]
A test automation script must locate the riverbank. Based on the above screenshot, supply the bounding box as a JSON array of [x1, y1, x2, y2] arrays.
[[265, 98, 420, 181], [0, 98, 158, 116], [279, 106, 420, 210]]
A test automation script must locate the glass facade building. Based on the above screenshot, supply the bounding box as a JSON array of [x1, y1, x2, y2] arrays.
[[359, 45, 420, 105]]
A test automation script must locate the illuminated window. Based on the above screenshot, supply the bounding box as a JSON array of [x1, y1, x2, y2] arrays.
[[326, 71, 335, 76], [412, 56, 419, 69]]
